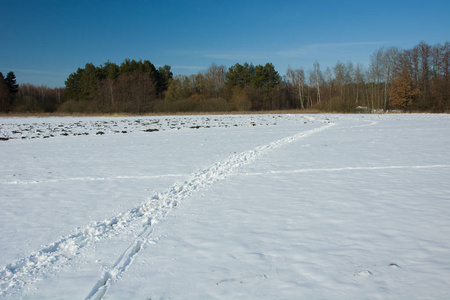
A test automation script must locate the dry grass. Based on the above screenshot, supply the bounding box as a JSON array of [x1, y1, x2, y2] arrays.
[[3, 108, 445, 118]]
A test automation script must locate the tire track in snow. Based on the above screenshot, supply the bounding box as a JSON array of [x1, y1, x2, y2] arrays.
[[0, 121, 335, 298]]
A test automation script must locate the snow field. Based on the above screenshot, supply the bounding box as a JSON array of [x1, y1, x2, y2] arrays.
[[1, 114, 449, 299], [0, 114, 322, 297], [107, 114, 450, 299]]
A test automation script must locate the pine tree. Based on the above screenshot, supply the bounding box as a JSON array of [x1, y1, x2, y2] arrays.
[[389, 67, 420, 111], [5, 71, 19, 97], [0, 72, 12, 112]]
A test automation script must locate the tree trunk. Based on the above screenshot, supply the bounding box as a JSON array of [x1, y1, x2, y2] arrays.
[[298, 82, 304, 109], [109, 80, 114, 106], [356, 82, 359, 106]]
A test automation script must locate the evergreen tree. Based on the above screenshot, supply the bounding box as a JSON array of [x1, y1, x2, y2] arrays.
[[225, 63, 255, 89], [157, 65, 173, 97], [79, 63, 100, 99], [102, 61, 120, 80], [65, 67, 84, 100], [119, 59, 140, 74], [253, 63, 281, 89], [0, 72, 12, 112], [5, 71, 19, 97]]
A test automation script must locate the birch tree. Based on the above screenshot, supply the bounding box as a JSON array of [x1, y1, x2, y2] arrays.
[[354, 63, 364, 106], [369, 50, 383, 110], [287, 66, 305, 109], [313, 61, 321, 103], [325, 67, 333, 103], [333, 61, 345, 100]]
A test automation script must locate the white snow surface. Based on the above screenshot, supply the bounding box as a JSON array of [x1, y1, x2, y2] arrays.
[[1, 113, 449, 299]]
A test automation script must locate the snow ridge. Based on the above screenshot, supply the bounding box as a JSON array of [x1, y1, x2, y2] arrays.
[[1, 174, 188, 185], [0, 120, 334, 298], [240, 164, 450, 176]]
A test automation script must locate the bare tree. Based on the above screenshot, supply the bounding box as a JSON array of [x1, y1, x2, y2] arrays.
[[333, 61, 345, 100], [313, 61, 321, 103], [382, 47, 400, 110], [114, 73, 156, 113], [369, 49, 384, 110], [324, 67, 333, 103], [203, 63, 226, 98], [286, 66, 305, 109], [354, 63, 365, 106], [417, 41, 432, 105], [345, 61, 354, 96]]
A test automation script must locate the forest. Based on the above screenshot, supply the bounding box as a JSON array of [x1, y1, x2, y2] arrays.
[[0, 41, 448, 114]]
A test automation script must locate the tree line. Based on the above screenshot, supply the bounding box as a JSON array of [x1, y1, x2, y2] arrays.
[[62, 59, 173, 113], [1, 40, 448, 114]]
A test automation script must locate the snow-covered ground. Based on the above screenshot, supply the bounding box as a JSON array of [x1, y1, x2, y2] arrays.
[[1, 113, 449, 299]]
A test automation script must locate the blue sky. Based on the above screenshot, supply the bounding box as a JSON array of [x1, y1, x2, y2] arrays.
[[1, 0, 448, 88]]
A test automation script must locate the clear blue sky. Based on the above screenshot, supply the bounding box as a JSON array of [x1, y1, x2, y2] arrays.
[[1, 0, 448, 88]]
